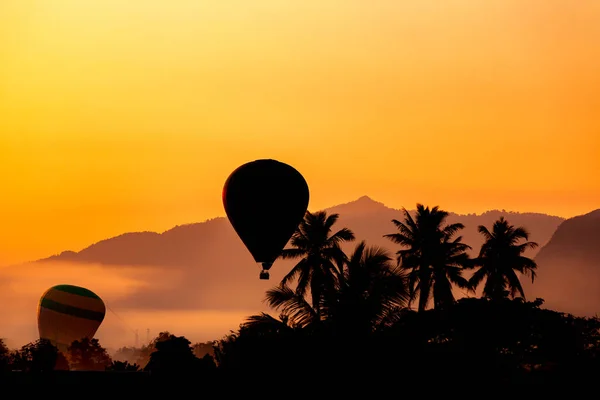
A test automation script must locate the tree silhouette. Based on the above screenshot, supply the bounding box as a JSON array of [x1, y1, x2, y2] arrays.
[[333, 241, 409, 335], [144, 334, 214, 374], [384, 204, 470, 311], [10, 339, 67, 372], [235, 209, 600, 383], [430, 236, 472, 310], [0, 339, 10, 372], [242, 312, 299, 334], [278, 211, 355, 320], [377, 296, 600, 384], [242, 312, 305, 334], [263, 286, 318, 328], [134, 331, 173, 367], [215, 314, 316, 372], [261, 240, 409, 337], [106, 360, 141, 372], [67, 337, 112, 371], [192, 341, 217, 359], [468, 217, 538, 300]]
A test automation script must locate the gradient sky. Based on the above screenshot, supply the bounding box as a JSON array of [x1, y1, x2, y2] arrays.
[[1, 0, 599, 266]]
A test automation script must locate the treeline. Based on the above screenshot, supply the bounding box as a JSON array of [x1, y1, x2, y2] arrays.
[[0, 333, 216, 374], [2, 205, 600, 385]]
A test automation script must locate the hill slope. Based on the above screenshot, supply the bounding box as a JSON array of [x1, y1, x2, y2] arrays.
[[525, 209, 600, 316], [31, 196, 564, 311]]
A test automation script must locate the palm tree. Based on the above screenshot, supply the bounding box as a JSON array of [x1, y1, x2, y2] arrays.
[[431, 236, 472, 310], [384, 204, 470, 312], [263, 286, 318, 329], [262, 240, 409, 335], [278, 211, 355, 320], [333, 241, 409, 335], [242, 312, 299, 334], [468, 217, 538, 301]]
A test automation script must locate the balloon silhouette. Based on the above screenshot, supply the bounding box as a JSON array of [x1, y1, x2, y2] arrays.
[[223, 159, 310, 280], [37, 284, 106, 351]]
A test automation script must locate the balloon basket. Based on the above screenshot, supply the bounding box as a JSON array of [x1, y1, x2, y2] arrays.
[[259, 270, 270, 280]]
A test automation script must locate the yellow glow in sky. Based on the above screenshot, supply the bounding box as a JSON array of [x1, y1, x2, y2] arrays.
[[1, 0, 599, 265]]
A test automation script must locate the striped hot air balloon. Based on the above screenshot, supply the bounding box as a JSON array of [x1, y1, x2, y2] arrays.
[[37, 284, 106, 352]]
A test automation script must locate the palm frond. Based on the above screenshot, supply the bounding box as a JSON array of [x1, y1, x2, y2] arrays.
[[264, 286, 317, 327], [443, 222, 465, 238], [468, 266, 487, 292], [242, 312, 291, 333], [279, 248, 306, 260], [327, 227, 355, 245], [280, 258, 306, 288]]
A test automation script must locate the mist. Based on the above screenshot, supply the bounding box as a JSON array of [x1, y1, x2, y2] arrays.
[[0, 261, 259, 351]]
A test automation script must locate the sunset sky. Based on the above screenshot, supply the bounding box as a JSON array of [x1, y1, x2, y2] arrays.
[[1, 0, 599, 266]]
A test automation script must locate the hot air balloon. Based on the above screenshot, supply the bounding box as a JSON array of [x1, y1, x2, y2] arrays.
[[223, 159, 310, 280], [37, 284, 106, 352]]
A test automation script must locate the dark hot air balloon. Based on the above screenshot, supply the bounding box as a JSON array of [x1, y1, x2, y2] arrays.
[[223, 159, 310, 280], [37, 284, 106, 352]]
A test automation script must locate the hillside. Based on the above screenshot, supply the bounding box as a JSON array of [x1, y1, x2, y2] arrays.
[[525, 209, 600, 317], [31, 196, 565, 311]]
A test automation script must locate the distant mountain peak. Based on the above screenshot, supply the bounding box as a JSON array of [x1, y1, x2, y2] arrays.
[[355, 195, 380, 203], [356, 195, 372, 201], [325, 195, 393, 215]]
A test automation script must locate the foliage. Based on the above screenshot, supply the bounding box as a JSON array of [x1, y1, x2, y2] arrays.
[[144, 333, 216, 374], [124, 331, 174, 368], [468, 217, 538, 300], [261, 240, 410, 336], [9, 339, 68, 372], [106, 360, 141, 372], [278, 210, 355, 318], [216, 297, 600, 382], [384, 204, 470, 311], [67, 337, 112, 371], [214, 207, 600, 384], [0, 339, 10, 372]]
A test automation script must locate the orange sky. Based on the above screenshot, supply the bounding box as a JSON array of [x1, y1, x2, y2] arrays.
[[1, 0, 599, 266]]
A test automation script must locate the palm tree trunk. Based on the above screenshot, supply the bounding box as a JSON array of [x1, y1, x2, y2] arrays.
[[487, 273, 507, 302], [418, 267, 430, 312], [311, 280, 321, 322]]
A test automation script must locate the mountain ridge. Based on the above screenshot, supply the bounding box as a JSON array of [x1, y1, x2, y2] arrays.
[[36, 195, 566, 264], [327, 195, 566, 219], [524, 208, 600, 316]]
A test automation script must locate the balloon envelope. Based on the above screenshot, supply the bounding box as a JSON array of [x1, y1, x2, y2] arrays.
[[223, 159, 309, 274], [37, 284, 106, 351]]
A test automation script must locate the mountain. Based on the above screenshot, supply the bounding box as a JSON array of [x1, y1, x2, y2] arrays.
[[525, 209, 600, 317], [328, 196, 564, 258], [31, 196, 565, 312]]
